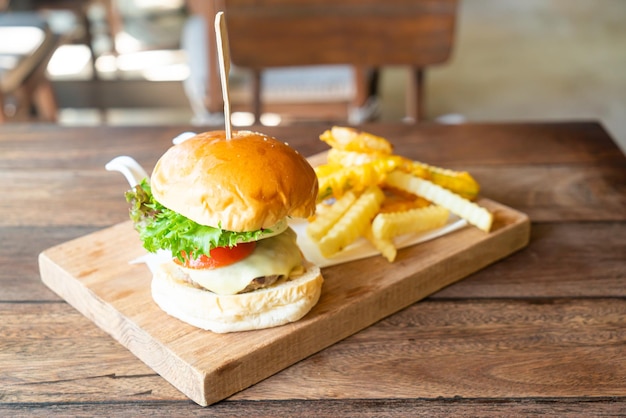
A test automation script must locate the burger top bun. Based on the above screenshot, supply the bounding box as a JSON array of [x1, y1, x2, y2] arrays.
[[151, 130, 318, 232]]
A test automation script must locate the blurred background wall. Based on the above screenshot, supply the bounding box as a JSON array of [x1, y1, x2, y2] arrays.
[[2, 0, 625, 152], [382, 0, 626, 153]]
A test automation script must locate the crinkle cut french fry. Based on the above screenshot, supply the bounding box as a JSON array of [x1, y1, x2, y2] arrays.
[[327, 148, 410, 172], [306, 191, 357, 242], [379, 185, 431, 213], [314, 163, 343, 178], [312, 126, 489, 263], [316, 159, 397, 200], [327, 148, 381, 166], [372, 205, 450, 241], [317, 186, 385, 258], [320, 126, 393, 154], [386, 170, 493, 232], [408, 161, 480, 200], [364, 225, 397, 262]]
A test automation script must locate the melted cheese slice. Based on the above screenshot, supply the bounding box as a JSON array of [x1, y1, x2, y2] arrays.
[[179, 228, 303, 295]]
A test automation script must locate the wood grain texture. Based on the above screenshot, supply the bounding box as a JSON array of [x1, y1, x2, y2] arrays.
[[225, 0, 458, 68], [3, 123, 623, 227], [2, 298, 624, 403], [2, 121, 625, 415], [38, 199, 528, 406], [0, 303, 184, 404], [435, 222, 626, 299], [1, 399, 625, 417], [0, 226, 101, 301], [237, 297, 626, 399], [476, 164, 626, 222], [2, 122, 622, 170], [3, 221, 624, 302]]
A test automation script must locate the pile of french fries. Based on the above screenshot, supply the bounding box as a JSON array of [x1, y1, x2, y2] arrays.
[[306, 126, 493, 262]]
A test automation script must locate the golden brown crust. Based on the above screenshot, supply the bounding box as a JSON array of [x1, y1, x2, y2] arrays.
[[151, 130, 318, 232]]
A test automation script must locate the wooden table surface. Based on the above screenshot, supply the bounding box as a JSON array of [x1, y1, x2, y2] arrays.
[[1, 121, 625, 416]]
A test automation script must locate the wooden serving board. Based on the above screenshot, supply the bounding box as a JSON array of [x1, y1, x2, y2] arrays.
[[39, 198, 530, 406]]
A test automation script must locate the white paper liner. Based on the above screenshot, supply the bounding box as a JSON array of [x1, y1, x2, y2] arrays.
[[289, 215, 468, 268]]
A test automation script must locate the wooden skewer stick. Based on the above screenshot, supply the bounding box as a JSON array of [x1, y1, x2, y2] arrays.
[[214, 11, 232, 140]]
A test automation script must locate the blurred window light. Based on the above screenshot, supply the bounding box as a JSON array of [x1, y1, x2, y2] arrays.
[[231, 112, 255, 126], [0, 27, 44, 54], [58, 108, 103, 125], [132, 0, 185, 10], [260, 113, 282, 126], [117, 50, 185, 70], [95, 49, 188, 80], [0, 56, 19, 70], [231, 112, 282, 127], [114, 31, 145, 54], [143, 63, 189, 81], [95, 54, 117, 73], [47, 45, 92, 77]]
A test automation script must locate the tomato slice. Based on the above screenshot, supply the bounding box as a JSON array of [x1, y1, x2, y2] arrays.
[[174, 241, 257, 269]]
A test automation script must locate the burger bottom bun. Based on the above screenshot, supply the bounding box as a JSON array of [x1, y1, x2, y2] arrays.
[[151, 261, 323, 333]]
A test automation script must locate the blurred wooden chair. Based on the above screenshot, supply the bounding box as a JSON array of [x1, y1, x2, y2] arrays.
[[6, 0, 104, 80], [195, 0, 458, 124], [105, 0, 187, 55], [0, 12, 61, 122]]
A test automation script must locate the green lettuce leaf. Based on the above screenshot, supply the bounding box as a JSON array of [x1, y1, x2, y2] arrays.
[[125, 179, 269, 261]]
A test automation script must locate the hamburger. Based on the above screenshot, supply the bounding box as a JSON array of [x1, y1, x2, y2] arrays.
[[125, 130, 323, 333]]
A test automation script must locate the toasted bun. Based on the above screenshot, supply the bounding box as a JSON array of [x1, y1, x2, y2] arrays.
[[151, 260, 323, 333], [150, 130, 318, 232]]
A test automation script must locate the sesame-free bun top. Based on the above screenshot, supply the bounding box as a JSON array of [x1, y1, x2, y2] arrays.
[[150, 130, 318, 232]]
